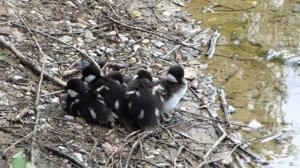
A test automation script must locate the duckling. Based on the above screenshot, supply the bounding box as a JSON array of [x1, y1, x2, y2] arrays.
[[126, 70, 163, 130], [81, 64, 132, 126], [65, 79, 116, 125], [106, 71, 127, 87], [153, 65, 187, 121]]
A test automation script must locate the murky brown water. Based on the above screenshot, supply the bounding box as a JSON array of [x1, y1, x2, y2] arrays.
[[185, 0, 300, 167]]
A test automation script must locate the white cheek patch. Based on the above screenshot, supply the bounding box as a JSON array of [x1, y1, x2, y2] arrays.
[[67, 89, 79, 98], [160, 96, 164, 103], [126, 91, 136, 95], [114, 100, 119, 110], [136, 91, 141, 97], [96, 86, 105, 92], [88, 107, 97, 120], [84, 75, 96, 83], [133, 75, 138, 80], [98, 99, 105, 105], [128, 102, 132, 109], [155, 108, 160, 117], [70, 98, 80, 109], [166, 74, 178, 83], [152, 84, 164, 95], [138, 109, 144, 119]]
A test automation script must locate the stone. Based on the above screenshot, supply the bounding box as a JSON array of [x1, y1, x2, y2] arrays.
[[16, 92, 24, 98], [73, 152, 84, 162], [51, 97, 60, 104], [141, 39, 150, 44], [37, 105, 46, 110], [133, 44, 141, 52], [50, 67, 60, 75], [163, 11, 171, 16], [151, 40, 164, 48], [248, 119, 263, 130], [184, 68, 197, 80], [64, 115, 74, 120], [152, 51, 162, 57], [131, 11, 141, 18], [13, 75, 22, 80], [119, 34, 128, 42], [58, 35, 73, 44], [84, 30, 95, 43]]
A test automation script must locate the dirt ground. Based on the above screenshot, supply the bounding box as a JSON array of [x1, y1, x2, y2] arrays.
[[0, 0, 243, 167]]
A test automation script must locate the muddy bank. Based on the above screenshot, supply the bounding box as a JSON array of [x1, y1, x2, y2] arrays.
[[0, 0, 268, 167]]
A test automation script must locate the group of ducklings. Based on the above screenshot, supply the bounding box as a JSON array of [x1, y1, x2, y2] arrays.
[[65, 64, 187, 130]]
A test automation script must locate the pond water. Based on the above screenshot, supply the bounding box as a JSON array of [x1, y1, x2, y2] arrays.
[[185, 0, 300, 167]]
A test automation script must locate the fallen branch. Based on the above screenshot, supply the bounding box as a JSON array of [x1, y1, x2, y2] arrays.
[[124, 139, 139, 168], [219, 87, 234, 129], [44, 146, 86, 168], [162, 30, 204, 58], [0, 36, 66, 87], [105, 16, 202, 53], [173, 145, 184, 167], [205, 29, 220, 58], [196, 129, 227, 168], [1, 129, 36, 158]]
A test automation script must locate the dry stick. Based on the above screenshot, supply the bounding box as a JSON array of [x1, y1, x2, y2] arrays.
[[0, 36, 66, 87], [44, 146, 86, 168], [124, 139, 140, 168], [11, 23, 101, 73], [173, 145, 184, 168], [41, 90, 64, 97], [205, 29, 220, 59], [131, 158, 159, 167], [219, 87, 234, 129], [31, 35, 46, 164], [0, 129, 36, 158], [207, 108, 268, 165], [105, 16, 202, 53], [88, 141, 98, 159], [196, 125, 227, 168], [162, 30, 204, 58]]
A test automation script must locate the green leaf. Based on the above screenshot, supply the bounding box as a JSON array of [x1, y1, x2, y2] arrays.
[[11, 151, 26, 168]]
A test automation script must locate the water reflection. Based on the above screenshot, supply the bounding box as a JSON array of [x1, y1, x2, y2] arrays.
[[185, 0, 300, 167]]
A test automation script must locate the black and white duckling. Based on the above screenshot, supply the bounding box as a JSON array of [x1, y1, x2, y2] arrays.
[[126, 70, 163, 130], [81, 64, 132, 126], [153, 65, 187, 121], [106, 71, 127, 87], [65, 79, 116, 125]]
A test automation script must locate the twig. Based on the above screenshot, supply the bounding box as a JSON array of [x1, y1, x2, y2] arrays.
[[9, 108, 29, 122], [173, 145, 184, 168], [45, 146, 86, 168], [0, 36, 66, 87], [124, 139, 139, 168], [105, 16, 202, 53], [1, 129, 36, 157], [40, 90, 64, 97], [205, 29, 220, 58], [89, 141, 98, 159], [131, 158, 160, 167], [219, 87, 234, 129], [162, 30, 204, 58], [11, 23, 101, 73], [196, 132, 227, 168]]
